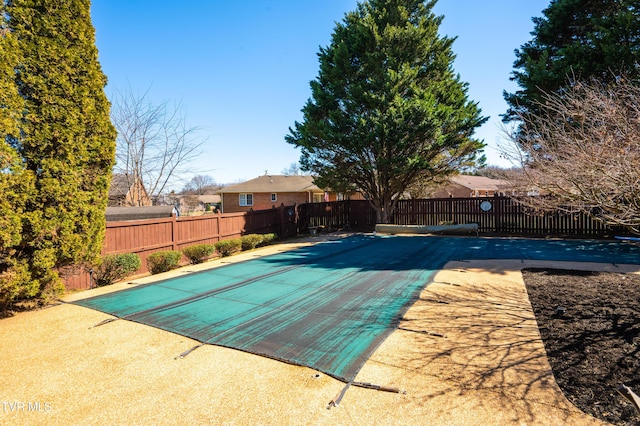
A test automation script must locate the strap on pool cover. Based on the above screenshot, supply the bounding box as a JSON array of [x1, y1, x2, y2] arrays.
[[327, 381, 406, 409], [327, 383, 351, 409], [176, 343, 205, 359], [91, 318, 118, 328]]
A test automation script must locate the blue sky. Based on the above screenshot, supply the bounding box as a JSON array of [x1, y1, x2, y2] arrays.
[[91, 0, 549, 188]]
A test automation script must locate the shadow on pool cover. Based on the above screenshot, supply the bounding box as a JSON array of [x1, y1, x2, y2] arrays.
[[74, 235, 640, 383]]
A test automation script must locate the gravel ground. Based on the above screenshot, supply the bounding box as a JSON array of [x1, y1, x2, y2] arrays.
[[1, 236, 636, 425]]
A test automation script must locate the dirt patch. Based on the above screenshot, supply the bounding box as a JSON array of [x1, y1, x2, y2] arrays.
[[522, 268, 640, 425]]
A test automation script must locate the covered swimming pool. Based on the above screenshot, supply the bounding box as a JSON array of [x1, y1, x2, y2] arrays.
[[74, 235, 640, 382]]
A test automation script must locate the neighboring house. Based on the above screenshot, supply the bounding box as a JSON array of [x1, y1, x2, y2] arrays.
[[175, 194, 222, 214], [105, 206, 177, 222], [323, 189, 367, 202], [430, 175, 513, 198], [108, 174, 152, 207], [219, 175, 325, 213]]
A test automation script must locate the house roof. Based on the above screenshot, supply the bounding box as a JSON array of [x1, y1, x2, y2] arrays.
[[449, 175, 510, 191], [108, 174, 133, 198], [174, 194, 221, 203], [196, 195, 221, 203], [105, 206, 177, 222], [219, 175, 322, 193]]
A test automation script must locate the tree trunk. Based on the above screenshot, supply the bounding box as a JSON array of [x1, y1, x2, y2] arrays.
[[373, 196, 393, 224]]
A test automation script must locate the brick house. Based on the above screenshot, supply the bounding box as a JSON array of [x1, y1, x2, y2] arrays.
[[174, 194, 222, 214], [108, 173, 152, 207], [430, 175, 512, 198], [219, 175, 325, 213]]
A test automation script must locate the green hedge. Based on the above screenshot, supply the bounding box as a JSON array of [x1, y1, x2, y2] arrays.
[[241, 234, 264, 251], [259, 233, 277, 246], [0, 260, 38, 310], [214, 239, 242, 257], [182, 244, 216, 264], [93, 253, 141, 287], [147, 250, 182, 274], [212, 233, 278, 258]]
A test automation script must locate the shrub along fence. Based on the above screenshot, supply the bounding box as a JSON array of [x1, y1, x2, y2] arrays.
[[63, 197, 619, 291], [63, 204, 295, 291]]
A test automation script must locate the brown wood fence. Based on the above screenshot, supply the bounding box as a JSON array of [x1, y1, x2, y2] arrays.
[[297, 200, 377, 231], [296, 197, 616, 237], [64, 197, 618, 291], [390, 197, 613, 235], [63, 205, 294, 291]]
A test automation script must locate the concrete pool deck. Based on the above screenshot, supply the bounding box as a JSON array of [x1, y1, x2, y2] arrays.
[[1, 233, 637, 425]]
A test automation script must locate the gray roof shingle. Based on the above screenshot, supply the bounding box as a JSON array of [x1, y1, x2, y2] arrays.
[[219, 175, 322, 193]]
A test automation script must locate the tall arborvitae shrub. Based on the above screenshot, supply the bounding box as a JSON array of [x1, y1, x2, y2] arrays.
[[2, 0, 116, 304], [0, 24, 38, 309]]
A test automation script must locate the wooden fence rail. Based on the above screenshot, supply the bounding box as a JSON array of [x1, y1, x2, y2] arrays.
[[296, 197, 615, 237], [63, 206, 290, 291], [63, 197, 618, 291]]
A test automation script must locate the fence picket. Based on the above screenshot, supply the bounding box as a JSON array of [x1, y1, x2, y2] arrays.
[[64, 197, 618, 291], [296, 197, 616, 238]]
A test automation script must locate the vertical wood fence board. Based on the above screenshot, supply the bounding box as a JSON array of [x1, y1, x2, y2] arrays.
[[64, 197, 616, 291], [64, 206, 289, 291]]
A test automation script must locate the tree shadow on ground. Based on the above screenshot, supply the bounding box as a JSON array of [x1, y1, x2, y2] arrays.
[[523, 268, 640, 425], [373, 267, 599, 425]]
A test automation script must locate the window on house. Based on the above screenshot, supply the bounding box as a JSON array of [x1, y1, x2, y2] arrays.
[[239, 193, 253, 206], [270, 193, 277, 202], [312, 193, 324, 203]]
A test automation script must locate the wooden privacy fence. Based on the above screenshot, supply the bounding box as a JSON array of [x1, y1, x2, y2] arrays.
[[296, 197, 615, 237], [391, 197, 613, 235], [64, 197, 616, 291], [63, 204, 295, 291], [297, 200, 377, 231]]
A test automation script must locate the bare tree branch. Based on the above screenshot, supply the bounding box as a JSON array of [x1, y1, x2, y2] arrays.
[[181, 175, 216, 195], [111, 86, 206, 204], [502, 79, 640, 234]]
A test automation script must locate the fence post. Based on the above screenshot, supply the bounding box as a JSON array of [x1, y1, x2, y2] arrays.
[[171, 214, 178, 251], [494, 195, 501, 234], [279, 203, 286, 238], [449, 196, 454, 224]]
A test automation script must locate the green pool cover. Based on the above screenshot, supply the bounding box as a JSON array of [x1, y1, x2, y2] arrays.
[[74, 235, 640, 382]]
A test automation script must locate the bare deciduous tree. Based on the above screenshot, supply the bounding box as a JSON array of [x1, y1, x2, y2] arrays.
[[503, 79, 640, 234], [181, 175, 216, 195], [281, 162, 305, 176], [111, 86, 206, 204]]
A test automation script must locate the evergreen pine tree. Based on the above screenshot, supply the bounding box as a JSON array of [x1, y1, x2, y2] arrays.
[[503, 0, 640, 123], [5, 0, 116, 300], [286, 0, 486, 223], [0, 15, 38, 307]]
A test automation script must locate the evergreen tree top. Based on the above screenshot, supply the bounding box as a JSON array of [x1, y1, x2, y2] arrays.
[[504, 0, 640, 123], [287, 0, 486, 223]]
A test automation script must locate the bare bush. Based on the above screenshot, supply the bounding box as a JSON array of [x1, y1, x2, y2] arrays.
[[503, 79, 640, 234]]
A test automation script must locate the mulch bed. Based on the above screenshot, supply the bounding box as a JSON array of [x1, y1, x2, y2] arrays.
[[522, 268, 640, 425]]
